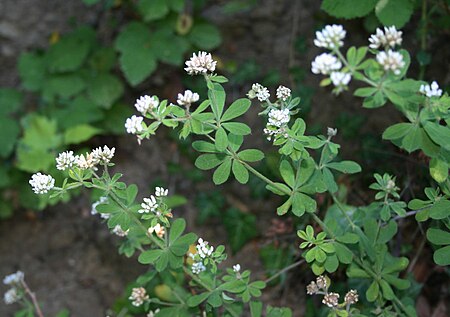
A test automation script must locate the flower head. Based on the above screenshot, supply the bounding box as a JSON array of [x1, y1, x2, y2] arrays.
[[327, 127, 338, 138], [147, 309, 160, 317], [233, 264, 241, 273], [76, 152, 96, 170], [129, 287, 149, 307], [56, 151, 76, 170], [330, 72, 351, 93], [177, 90, 200, 106], [344, 289, 359, 305], [148, 223, 165, 238], [276, 85, 291, 101], [248, 83, 270, 102], [306, 281, 319, 295], [420, 81, 443, 98], [268, 108, 290, 128], [192, 261, 206, 274], [311, 53, 342, 75], [196, 238, 214, 259], [29, 173, 55, 194], [134, 95, 158, 115], [316, 275, 328, 289], [155, 187, 168, 197], [3, 271, 24, 285], [314, 24, 346, 49], [185, 51, 217, 75], [322, 292, 340, 308], [369, 26, 403, 50], [125, 115, 144, 134], [112, 225, 129, 237], [4, 288, 21, 305], [92, 145, 115, 165], [139, 196, 158, 213], [376, 50, 405, 75]]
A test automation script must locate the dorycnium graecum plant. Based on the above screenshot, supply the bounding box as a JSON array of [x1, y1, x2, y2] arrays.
[[5, 24, 449, 317]]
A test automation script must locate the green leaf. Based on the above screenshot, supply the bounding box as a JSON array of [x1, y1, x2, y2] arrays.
[[46, 27, 95, 73], [192, 141, 218, 153], [334, 243, 353, 264], [321, 0, 378, 18], [188, 23, 221, 50], [379, 279, 395, 300], [250, 301, 263, 317], [195, 154, 224, 170], [232, 160, 249, 184], [354, 87, 377, 97], [429, 200, 450, 220], [366, 281, 379, 302], [222, 122, 251, 135], [213, 158, 232, 185], [169, 218, 186, 244], [208, 83, 226, 120], [375, 0, 414, 28], [87, 73, 124, 109], [427, 228, 450, 245], [221, 98, 251, 121], [137, 0, 169, 22], [429, 158, 448, 183], [215, 127, 228, 151], [279, 160, 295, 188], [187, 292, 210, 307], [327, 161, 361, 174], [322, 167, 338, 193], [115, 22, 157, 86], [423, 121, 450, 150], [0, 88, 23, 115], [42, 74, 86, 101], [64, 124, 101, 145], [401, 125, 422, 153], [18, 52, 46, 91], [126, 184, 138, 205], [138, 249, 163, 264], [224, 208, 258, 253], [324, 254, 339, 273], [0, 117, 20, 158], [238, 149, 265, 162], [434, 245, 450, 266], [382, 122, 413, 140]]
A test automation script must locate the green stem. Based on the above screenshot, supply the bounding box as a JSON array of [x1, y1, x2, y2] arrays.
[[333, 48, 378, 87], [241, 161, 291, 196], [330, 193, 357, 230], [183, 267, 212, 291]]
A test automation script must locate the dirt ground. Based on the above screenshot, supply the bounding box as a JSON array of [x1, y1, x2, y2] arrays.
[[1, 0, 449, 316]]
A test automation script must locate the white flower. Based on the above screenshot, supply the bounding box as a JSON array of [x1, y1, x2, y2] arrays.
[[75, 152, 96, 170], [369, 26, 403, 50], [129, 287, 149, 307], [56, 151, 76, 170], [155, 187, 168, 197], [263, 127, 288, 141], [112, 225, 129, 237], [125, 115, 144, 134], [148, 223, 165, 238], [147, 309, 160, 317], [192, 261, 206, 274], [330, 71, 351, 93], [185, 51, 217, 75], [177, 90, 200, 106], [314, 24, 346, 49], [139, 196, 158, 213], [91, 196, 108, 216], [276, 85, 291, 101], [4, 288, 21, 305], [268, 108, 290, 128], [233, 264, 241, 273], [327, 127, 337, 138], [420, 81, 443, 98], [322, 292, 340, 308], [3, 271, 24, 285], [134, 95, 158, 115], [196, 238, 214, 259], [311, 53, 342, 75], [376, 50, 405, 75], [248, 83, 270, 102], [29, 173, 55, 194], [92, 145, 115, 165]]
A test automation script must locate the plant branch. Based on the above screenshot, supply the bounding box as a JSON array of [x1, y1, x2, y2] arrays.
[[21, 280, 44, 317], [264, 259, 305, 284]]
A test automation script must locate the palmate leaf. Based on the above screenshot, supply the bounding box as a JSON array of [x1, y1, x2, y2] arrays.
[[375, 0, 414, 28]]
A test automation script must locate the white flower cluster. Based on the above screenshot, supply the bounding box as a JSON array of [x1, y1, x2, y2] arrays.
[[177, 90, 200, 106], [155, 186, 168, 197], [91, 196, 110, 219], [134, 95, 159, 115], [314, 24, 346, 49], [311, 53, 342, 75], [29, 173, 55, 194], [191, 261, 206, 274], [376, 50, 405, 75], [276, 85, 291, 101], [369, 26, 402, 50], [148, 223, 165, 238], [268, 108, 290, 127], [125, 115, 144, 135], [56, 151, 76, 170], [112, 225, 129, 237], [330, 71, 351, 93], [185, 51, 217, 75], [92, 145, 115, 165], [55, 146, 115, 172], [139, 196, 158, 213], [3, 271, 24, 305], [147, 309, 160, 317], [248, 83, 270, 102], [129, 287, 149, 307], [196, 238, 214, 258], [420, 81, 443, 98]]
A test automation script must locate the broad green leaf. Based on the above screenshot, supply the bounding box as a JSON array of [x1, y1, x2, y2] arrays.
[[20, 115, 61, 150], [126, 184, 138, 205], [238, 149, 264, 162], [434, 245, 450, 266], [0, 118, 20, 158], [0, 88, 23, 115], [187, 292, 210, 307], [327, 160, 361, 174], [382, 122, 413, 140], [195, 154, 224, 170], [18, 52, 46, 91], [137, 0, 169, 22], [250, 301, 263, 317], [321, 0, 378, 18], [401, 125, 422, 153], [213, 158, 232, 185], [215, 127, 228, 151], [429, 200, 450, 220], [375, 0, 414, 28], [87, 73, 124, 109], [42, 74, 86, 101], [138, 249, 163, 264], [232, 160, 249, 184], [423, 121, 450, 150], [334, 243, 353, 264], [324, 254, 339, 273], [379, 279, 395, 300], [169, 218, 186, 244], [221, 98, 251, 121], [378, 221, 398, 244], [322, 167, 338, 193], [279, 160, 295, 188], [354, 87, 377, 97], [192, 141, 218, 153], [429, 158, 448, 183], [222, 122, 251, 135], [366, 281, 379, 302], [64, 124, 101, 145], [277, 197, 292, 215], [188, 23, 221, 50], [427, 228, 450, 245]]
